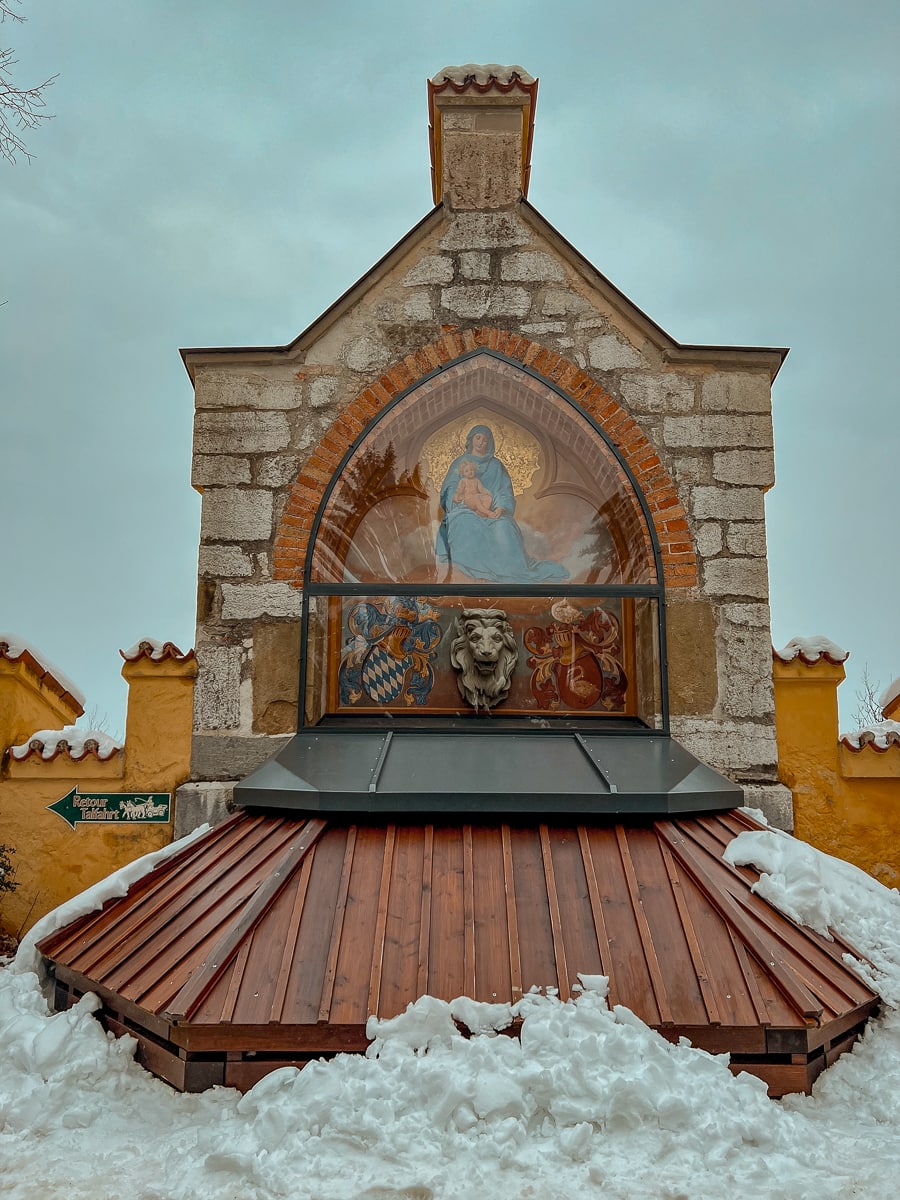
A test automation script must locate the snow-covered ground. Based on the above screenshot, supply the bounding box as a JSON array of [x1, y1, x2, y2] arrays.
[[2, 820, 899, 1200]]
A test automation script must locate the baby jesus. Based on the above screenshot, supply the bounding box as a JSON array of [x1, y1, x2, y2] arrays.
[[453, 459, 502, 519]]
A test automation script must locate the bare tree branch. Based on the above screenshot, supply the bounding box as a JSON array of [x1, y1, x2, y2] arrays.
[[1, 0, 56, 164], [852, 664, 884, 729]]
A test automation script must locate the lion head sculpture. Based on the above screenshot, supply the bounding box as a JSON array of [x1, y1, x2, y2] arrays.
[[449, 608, 519, 712]]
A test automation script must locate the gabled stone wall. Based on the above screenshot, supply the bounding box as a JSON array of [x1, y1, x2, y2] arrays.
[[182, 74, 791, 830]]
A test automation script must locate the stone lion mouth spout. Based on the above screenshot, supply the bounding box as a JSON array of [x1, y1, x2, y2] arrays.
[[450, 608, 518, 711]]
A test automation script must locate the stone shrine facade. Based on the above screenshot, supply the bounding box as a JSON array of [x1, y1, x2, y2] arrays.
[[176, 65, 791, 831]]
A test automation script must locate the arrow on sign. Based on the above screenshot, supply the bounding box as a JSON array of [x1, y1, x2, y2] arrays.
[[47, 787, 171, 830]]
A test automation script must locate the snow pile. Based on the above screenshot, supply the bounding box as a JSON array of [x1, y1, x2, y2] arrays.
[[10, 725, 123, 761], [839, 718, 900, 751], [774, 635, 848, 664], [3, 829, 900, 1198], [0, 633, 86, 706]]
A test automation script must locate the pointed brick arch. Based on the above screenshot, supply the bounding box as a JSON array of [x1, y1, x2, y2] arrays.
[[273, 329, 697, 589]]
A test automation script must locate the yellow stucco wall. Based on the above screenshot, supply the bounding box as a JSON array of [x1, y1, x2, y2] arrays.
[[0, 649, 196, 937], [774, 656, 900, 887]]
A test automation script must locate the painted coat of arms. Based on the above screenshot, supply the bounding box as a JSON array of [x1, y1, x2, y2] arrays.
[[524, 600, 627, 711], [339, 597, 443, 707]]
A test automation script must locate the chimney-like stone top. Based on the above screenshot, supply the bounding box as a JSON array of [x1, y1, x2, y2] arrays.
[[428, 64, 538, 210]]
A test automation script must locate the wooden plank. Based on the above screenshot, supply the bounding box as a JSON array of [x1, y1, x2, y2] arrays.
[[501, 825, 523, 1001], [539, 824, 569, 1000], [317, 826, 358, 1021], [52, 963, 171, 1040], [577, 826, 618, 1006], [367, 825, 396, 1019], [545, 827, 604, 992], [428, 826, 465, 1000], [268, 850, 316, 1023], [471, 826, 512, 1003], [170, 1021, 370, 1054], [616, 826, 673, 1023], [379, 826, 425, 1017], [463, 825, 476, 999], [416, 825, 434, 1000], [658, 839, 721, 1024], [510, 825, 557, 996], [330, 826, 388, 1024], [220, 938, 253, 1024]]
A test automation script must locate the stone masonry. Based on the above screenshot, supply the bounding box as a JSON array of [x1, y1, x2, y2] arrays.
[[178, 67, 792, 830]]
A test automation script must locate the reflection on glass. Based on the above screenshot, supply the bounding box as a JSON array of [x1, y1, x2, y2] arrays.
[[309, 355, 657, 587]]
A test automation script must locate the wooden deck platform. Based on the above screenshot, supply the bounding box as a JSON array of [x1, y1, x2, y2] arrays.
[[38, 808, 879, 1095]]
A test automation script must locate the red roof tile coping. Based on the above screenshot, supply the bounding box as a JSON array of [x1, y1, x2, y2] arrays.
[[273, 335, 698, 589], [119, 640, 196, 664], [0, 640, 85, 717]]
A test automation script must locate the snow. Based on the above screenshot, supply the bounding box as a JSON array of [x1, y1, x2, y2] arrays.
[[431, 64, 535, 86], [0, 632, 87, 706], [839, 718, 900, 751], [121, 637, 184, 661], [878, 676, 900, 711], [774, 635, 849, 664], [3, 826, 900, 1198], [10, 725, 123, 761]]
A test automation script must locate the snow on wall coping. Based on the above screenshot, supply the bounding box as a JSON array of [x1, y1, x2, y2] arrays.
[[120, 638, 194, 664], [431, 64, 535, 86], [11, 725, 123, 763], [878, 676, 900, 711], [0, 633, 87, 708], [839, 719, 900, 753], [774, 636, 849, 666]]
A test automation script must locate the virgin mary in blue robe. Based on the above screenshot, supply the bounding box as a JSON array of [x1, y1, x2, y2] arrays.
[[435, 425, 569, 584]]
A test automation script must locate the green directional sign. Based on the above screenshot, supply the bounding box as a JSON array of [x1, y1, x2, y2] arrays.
[[47, 787, 171, 830]]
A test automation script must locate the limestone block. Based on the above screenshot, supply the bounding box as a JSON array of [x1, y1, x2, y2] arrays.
[[741, 784, 794, 832], [191, 455, 252, 487], [194, 645, 242, 730], [374, 301, 395, 320], [703, 557, 770, 599], [720, 623, 776, 718], [695, 523, 723, 558], [691, 487, 766, 522], [252, 621, 301, 734], [726, 522, 768, 557], [441, 285, 531, 319], [671, 455, 709, 486], [190, 733, 292, 782], [221, 582, 303, 621], [722, 602, 771, 628], [499, 252, 564, 282], [588, 335, 644, 370], [544, 290, 594, 317], [255, 456, 300, 488], [701, 373, 771, 413], [309, 377, 338, 409], [404, 292, 435, 321], [173, 782, 234, 838], [666, 600, 718, 715], [194, 371, 302, 410], [522, 322, 566, 335], [439, 212, 531, 250], [342, 335, 391, 372], [201, 489, 274, 541], [670, 717, 779, 778], [198, 545, 253, 578], [403, 256, 454, 286], [459, 251, 491, 279], [620, 375, 694, 413], [713, 449, 775, 488], [663, 415, 773, 450], [194, 411, 291, 455]]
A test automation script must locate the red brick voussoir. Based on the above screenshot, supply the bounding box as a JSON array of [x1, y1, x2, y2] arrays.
[[273, 331, 698, 589]]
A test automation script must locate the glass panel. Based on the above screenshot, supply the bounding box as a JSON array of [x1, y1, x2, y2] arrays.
[[303, 593, 662, 726], [310, 354, 657, 587]]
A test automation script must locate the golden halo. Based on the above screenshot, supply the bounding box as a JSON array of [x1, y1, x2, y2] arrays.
[[420, 413, 542, 496]]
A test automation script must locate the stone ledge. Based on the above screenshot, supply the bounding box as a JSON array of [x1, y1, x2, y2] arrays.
[[174, 782, 235, 839], [191, 734, 292, 782]]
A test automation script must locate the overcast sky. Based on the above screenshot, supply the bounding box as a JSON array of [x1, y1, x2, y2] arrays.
[[3, 0, 898, 734]]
